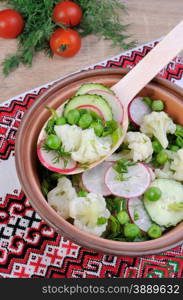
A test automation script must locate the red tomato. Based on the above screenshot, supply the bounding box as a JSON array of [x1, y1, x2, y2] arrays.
[[53, 1, 82, 27], [0, 9, 24, 39], [50, 28, 81, 58]]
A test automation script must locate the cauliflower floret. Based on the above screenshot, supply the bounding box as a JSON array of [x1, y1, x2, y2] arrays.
[[154, 149, 183, 181], [124, 131, 153, 162], [47, 177, 77, 219], [72, 128, 112, 164], [170, 149, 183, 181], [69, 193, 110, 237], [140, 111, 176, 149], [154, 150, 177, 180], [54, 124, 82, 152]]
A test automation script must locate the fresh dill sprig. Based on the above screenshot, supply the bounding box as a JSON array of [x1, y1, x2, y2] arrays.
[[44, 107, 58, 135], [42, 142, 52, 152], [2, 0, 136, 75], [2, 0, 60, 75], [113, 159, 136, 174], [75, 0, 136, 49], [42, 141, 71, 167], [52, 147, 71, 168]]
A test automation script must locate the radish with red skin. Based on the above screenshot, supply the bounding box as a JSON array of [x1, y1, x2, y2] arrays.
[[147, 166, 155, 181], [88, 90, 124, 124], [127, 198, 152, 233], [141, 163, 155, 181], [37, 141, 77, 174], [105, 163, 151, 199], [82, 161, 112, 196], [77, 104, 104, 120], [128, 96, 151, 126]]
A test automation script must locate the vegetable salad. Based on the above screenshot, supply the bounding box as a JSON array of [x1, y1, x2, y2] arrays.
[[38, 83, 183, 242]]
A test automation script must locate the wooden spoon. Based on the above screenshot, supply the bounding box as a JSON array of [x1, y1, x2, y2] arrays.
[[38, 20, 183, 174], [109, 19, 183, 160]]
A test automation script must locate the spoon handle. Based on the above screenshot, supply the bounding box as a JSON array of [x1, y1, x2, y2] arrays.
[[112, 20, 183, 106]]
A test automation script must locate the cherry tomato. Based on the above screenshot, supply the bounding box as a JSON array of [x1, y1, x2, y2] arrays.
[[0, 9, 24, 39], [50, 28, 81, 57], [53, 1, 82, 27]]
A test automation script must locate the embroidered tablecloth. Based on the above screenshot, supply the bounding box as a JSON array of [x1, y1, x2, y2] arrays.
[[0, 40, 183, 278]]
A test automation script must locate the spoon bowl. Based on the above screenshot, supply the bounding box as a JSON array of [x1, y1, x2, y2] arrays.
[[37, 20, 183, 174]]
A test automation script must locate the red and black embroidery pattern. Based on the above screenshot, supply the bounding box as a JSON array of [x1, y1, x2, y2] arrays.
[[0, 42, 183, 278]]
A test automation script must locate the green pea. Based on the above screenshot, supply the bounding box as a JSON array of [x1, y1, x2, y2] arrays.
[[77, 190, 88, 197], [116, 211, 129, 225], [97, 217, 107, 225], [90, 121, 104, 137], [124, 223, 140, 239], [142, 96, 152, 107], [176, 136, 183, 148], [56, 117, 66, 125], [67, 109, 80, 125], [175, 124, 183, 138], [147, 224, 162, 239], [151, 100, 164, 111], [78, 109, 88, 116], [46, 134, 61, 150], [78, 113, 93, 129], [156, 151, 169, 164], [169, 145, 179, 152], [152, 140, 163, 153], [144, 187, 162, 201]]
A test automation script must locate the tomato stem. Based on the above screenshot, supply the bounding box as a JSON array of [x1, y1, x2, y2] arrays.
[[57, 44, 69, 53]]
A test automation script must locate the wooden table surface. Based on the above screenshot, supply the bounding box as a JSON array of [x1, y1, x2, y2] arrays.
[[0, 0, 183, 103]]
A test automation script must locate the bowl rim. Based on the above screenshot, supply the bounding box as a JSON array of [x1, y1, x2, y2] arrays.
[[15, 67, 183, 256]]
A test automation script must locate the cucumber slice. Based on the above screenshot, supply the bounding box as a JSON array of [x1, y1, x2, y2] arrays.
[[88, 90, 123, 124], [64, 95, 113, 121], [82, 161, 112, 196], [76, 83, 113, 96], [144, 179, 183, 227], [105, 163, 151, 199]]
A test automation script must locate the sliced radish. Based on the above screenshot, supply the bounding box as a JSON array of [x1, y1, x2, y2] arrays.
[[147, 166, 155, 181], [128, 96, 151, 126], [141, 163, 155, 182], [88, 90, 123, 124], [77, 104, 104, 120], [37, 141, 77, 174], [105, 163, 151, 199], [82, 161, 112, 196], [127, 198, 152, 233]]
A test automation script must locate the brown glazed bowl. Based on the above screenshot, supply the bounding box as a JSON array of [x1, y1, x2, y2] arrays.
[[15, 68, 183, 256]]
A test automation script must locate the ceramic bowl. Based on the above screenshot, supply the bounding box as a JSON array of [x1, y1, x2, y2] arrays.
[[15, 68, 183, 256]]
